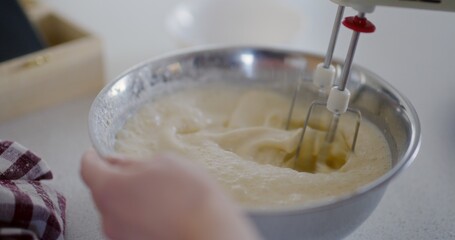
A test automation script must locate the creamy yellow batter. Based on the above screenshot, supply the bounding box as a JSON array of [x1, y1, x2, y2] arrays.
[[115, 84, 391, 208]]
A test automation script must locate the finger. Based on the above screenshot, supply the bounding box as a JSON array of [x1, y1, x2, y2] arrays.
[[80, 149, 113, 191], [104, 154, 138, 168]]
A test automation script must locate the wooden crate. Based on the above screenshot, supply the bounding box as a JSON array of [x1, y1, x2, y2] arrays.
[[0, 1, 104, 122]]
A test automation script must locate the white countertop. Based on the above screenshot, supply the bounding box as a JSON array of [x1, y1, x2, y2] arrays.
[[1, 0, 454, 239]]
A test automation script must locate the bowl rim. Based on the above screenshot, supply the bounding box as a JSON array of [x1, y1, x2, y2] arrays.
[[88, 45, 421, 215]]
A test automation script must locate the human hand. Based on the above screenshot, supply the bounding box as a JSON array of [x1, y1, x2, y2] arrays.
[[80, 150, 260, 240]]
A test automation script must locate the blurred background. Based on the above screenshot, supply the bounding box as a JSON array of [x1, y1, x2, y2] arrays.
[[1, 0, 454, 239]]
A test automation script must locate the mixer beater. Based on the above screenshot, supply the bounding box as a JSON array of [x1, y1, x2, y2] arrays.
[[290, 9, 376, 172], [288, 0, 455, 172], [285, 6, 345, 130]]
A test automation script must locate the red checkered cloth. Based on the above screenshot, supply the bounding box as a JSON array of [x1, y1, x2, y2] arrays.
[[0, 140, 66, 240]]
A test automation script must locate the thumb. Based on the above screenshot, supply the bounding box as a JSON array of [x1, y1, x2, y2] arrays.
[[80, 149, 113, 191]]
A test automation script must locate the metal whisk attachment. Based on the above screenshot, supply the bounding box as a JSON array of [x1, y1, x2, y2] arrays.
[[290, 11, 376, 172], [286, 5, 345, 130]]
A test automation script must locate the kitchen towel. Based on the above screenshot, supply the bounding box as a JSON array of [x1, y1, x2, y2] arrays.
[[0, 140, 65, 240]]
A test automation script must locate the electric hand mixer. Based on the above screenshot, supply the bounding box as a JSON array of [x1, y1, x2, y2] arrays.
[[289, 0, 455, 172]]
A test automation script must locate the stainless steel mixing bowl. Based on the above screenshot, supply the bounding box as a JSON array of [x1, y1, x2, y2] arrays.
[[88, 46, 421, 240]]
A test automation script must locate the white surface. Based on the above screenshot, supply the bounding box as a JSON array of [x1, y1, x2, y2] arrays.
[[1, 0, 455, 239], [166, 0, 302, 46]]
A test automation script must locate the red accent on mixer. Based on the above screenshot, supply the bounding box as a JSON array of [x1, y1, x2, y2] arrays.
[[342, 16, 376, 33]]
